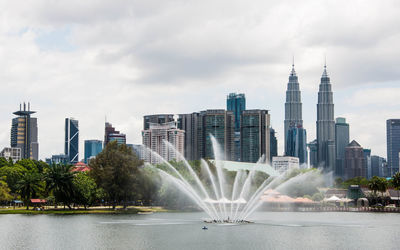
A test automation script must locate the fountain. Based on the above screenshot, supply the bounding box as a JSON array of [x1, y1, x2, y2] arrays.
[[142, 136, 322, 224]]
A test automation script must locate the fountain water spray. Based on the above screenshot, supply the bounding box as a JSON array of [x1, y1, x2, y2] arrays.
[[143, 135, 323, 223]]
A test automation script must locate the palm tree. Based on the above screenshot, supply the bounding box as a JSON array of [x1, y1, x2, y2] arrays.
[[391, 172, 400, 207], [16, 172, 42, 210], [45, 164, 76, 209]]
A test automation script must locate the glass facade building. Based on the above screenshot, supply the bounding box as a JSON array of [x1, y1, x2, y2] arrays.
[[65, 118, 79, 164], [227, 93, 246, 161], [104, 122, 126, 146], [240, 110, 270, 163], [270, 128, 278, 162], [143, 114, 174, 130], [198, 110, 234, 161], [84, 140, 103, 164], [285, 125, 307, 165], [387, 119, 400, 175], [177, 113, 200, 161], [335, 117, 349, 177]]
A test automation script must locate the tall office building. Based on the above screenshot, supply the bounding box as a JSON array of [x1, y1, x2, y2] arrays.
[[335, 117, 349, 177], [84, 140, 103, 164], [198, 110, 234, 161], [308, 139, 318, 168], [387, 119, 400, 175], [227, 93, 246, 161], [370, 156, 387, 178], [240, 110, 270, 163], [65, 118, 79, 164], [284, 63, 303, 152], [285, 125, 307, 165], [344, 140, 366, 180], [143, 114, 174, 130], [11, 103, 38, 160], [177, 113, 200, 161], [104, 122, 126, 146], [270, 128, 278, 162], [363, 149, 372, 179], [316, 64, 335, 172], [142, 122, 185, 164]]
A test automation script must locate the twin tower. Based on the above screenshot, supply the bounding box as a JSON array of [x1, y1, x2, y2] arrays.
[[284, 62, 335, 171]]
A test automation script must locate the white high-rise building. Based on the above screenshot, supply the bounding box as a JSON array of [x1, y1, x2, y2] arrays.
[[142, 122, 185, 164]]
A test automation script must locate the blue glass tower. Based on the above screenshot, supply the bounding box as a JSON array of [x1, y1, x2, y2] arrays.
[[387, 119, 400, 175], [227, 93, 246, 161], [65, 118, 79, 163], [84, 140, 103, 164], [285, 125, 307, 165]]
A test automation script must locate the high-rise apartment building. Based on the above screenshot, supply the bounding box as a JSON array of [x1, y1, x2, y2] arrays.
[[316, 64, 335, 172], [177, 113, 200, 161], [65, 118, 79, 164], [198, 110, 234, 161], [84, 140, 103, 164], [344, 140, 366, 180], [143, 114, 174, 130], [142, 122, 185, 164], [104, 122, 126, 146], [285, 125, 307, 165], [227, 93, 246, 161], [284, 63, 303, 152], [0, 147, 21, 163], [335, 117, 349, 177], [11, 103, 38, 160], [240, 110, 270, 163], [387, 119, 400, 175]]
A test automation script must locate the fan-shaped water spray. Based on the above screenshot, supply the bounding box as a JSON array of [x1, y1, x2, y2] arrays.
[[142, 135, 321, 223]]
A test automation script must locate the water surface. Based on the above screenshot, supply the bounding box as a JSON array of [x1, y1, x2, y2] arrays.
[[0, 212, 398, 249]]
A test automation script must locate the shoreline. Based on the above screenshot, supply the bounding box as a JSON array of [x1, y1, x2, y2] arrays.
[[0, 206, 171, 215]]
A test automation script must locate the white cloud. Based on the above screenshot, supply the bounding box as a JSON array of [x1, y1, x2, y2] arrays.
[[0, 0, 399, 160]]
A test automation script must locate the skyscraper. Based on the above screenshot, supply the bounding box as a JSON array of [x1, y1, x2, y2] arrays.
[[84, 140, 103, 164], [344, 140, 366, 180], [308, 139, 318, 168], [240, 109, 270, 163], [11, 103, 38, 160], [387, 119, 400, 175], [285, 125, 307, 165], [316, 64, 335, 172], [284, 63, 303, 152], [142, 122, 185, 164], [270, 128, 278, 162], [198, 110, 234, 161], [335, 117, 349, 177], [177, 112, 200, 161], [65, 118, 79, 164], [143, 114, 174, 130], [104, 122, 126, 146], [227, 93, 246, 161]]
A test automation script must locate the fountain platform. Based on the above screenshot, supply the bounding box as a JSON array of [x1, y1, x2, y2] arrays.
[[203, 219, 254, 224]]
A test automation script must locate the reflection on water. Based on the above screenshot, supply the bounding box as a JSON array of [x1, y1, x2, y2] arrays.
[[0, 212, 399, 250]]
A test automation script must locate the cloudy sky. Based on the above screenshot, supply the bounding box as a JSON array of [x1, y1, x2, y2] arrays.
[[1, 0, 399, 160]]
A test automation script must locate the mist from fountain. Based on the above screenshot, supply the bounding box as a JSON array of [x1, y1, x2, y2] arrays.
[[143, 135, 323, 223]]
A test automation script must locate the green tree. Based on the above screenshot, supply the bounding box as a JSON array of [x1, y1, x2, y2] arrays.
[[390, 172, 400, 206], [368, 176, 388, 196], [90, 141, 143, 209], [0, 178, 12, 202], [16, 172, 43, 210], [0, 164, 27, 193], [73, 172, 101, 209], [45, 164, 76, 209]]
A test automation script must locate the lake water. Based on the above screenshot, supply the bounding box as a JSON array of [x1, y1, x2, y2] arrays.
[[0, 212, 399, 250]]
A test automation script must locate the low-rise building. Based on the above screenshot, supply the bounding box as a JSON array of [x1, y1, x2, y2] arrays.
[[0, 147, 21, 163], [272, 156, 299, 174]]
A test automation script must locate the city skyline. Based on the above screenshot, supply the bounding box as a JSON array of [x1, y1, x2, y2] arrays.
[[1, 1, 400, 160]]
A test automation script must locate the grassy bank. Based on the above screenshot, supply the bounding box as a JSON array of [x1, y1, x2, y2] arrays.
[[0, 206, 170, 215]]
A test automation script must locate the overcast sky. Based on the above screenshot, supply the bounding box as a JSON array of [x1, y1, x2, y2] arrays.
[[1, 0, 399, 160]]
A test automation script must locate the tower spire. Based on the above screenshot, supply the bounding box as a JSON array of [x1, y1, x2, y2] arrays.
[[290, 56, 296, 76]]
